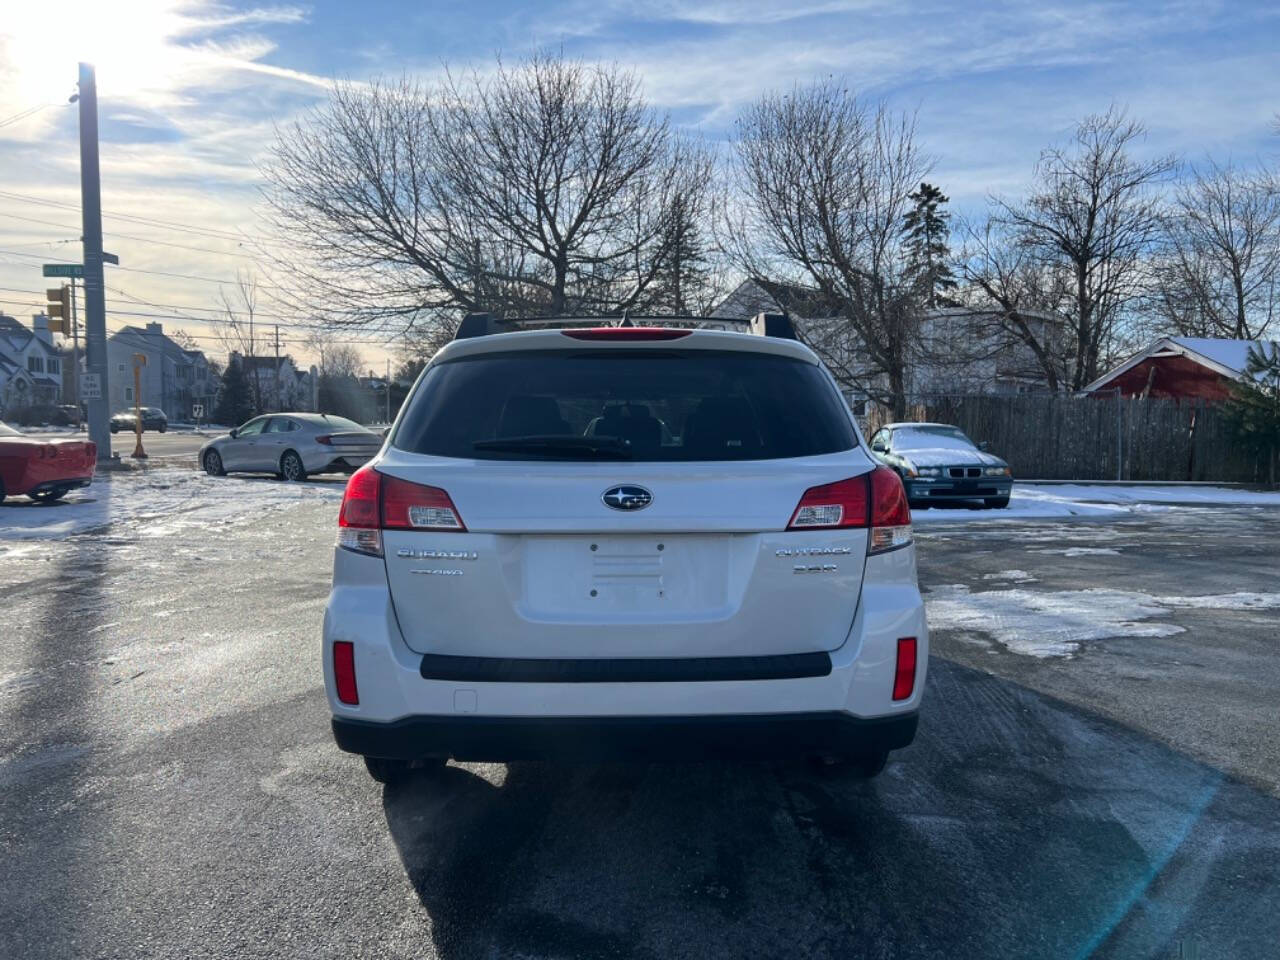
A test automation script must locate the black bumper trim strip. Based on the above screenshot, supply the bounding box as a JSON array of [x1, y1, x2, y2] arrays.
[[418, 651, 833, 683], [332, 711, 918, 762]]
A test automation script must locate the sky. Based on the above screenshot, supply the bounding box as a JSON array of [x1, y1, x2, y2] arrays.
[[1, 0, 1278, 377]]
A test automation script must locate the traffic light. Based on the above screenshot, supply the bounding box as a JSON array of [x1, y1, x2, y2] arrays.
[[45, 285, 70, 335]]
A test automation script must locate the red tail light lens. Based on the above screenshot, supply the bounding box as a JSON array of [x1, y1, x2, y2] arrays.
[[867, 466, 912, 553], [315, 434, 334, 446], [381, 475, 465, 531], [337, 465, 465, 556], [562, 328, 692, 341], [338, 464, 381, 529], [333, 641, 359, 705], [892, 637, 917, 701], [787, 476, 870, 529], [787, 466, 911, 554]]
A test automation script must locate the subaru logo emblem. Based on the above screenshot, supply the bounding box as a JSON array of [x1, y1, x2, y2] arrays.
[[602, 485, 652, 511]]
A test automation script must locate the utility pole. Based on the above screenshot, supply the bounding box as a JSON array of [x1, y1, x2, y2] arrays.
[[77, 62, 110, 460], [386, 356, 392, 423], [70, 276, 80, 424]]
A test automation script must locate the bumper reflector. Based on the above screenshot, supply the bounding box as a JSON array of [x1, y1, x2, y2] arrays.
[[334, 641, 359, 705], [893, 637, 917, 701]]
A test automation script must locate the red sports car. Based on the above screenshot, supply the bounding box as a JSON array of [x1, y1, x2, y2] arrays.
[[0, 422, 97, 503]]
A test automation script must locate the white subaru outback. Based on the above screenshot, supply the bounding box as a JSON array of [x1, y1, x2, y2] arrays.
[[323, 313, 927, 782]]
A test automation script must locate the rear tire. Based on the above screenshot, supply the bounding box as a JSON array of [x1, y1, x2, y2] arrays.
[[159, 423, 167, 433], [110, 424, 118, 434], [985, 496, 1010, 509], [280, 450, 306, 482], [363, 755, 442, 784], [203, 449, 225, 476]]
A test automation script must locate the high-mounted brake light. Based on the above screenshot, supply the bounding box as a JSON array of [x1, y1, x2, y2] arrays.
[[337, 465, 466, 556], [561, 327, 692, 341], [787, 466, 912, 554]]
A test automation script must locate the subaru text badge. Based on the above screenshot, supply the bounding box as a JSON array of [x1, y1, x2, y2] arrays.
[[602, 485, 652, 511]]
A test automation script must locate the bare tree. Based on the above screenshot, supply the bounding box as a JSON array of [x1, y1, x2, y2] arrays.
[[730, 81, 932, 416], [209, 271, 263, 413], [262, 53, 713, 338], [993, 107, 1176, 390], [1150, 159, 1280, 339], [957, 217, 1072, 391]]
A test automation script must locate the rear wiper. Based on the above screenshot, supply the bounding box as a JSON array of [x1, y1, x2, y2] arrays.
[[473, 435, 634, 460]]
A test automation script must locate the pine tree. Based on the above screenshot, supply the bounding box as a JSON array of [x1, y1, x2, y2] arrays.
[[214, 359, 255, 428], [1223, 344, 1280, 486], [902, 182, 957, 308]]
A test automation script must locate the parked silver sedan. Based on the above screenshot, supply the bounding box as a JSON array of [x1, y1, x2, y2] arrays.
[[199, 413, 383, 481]]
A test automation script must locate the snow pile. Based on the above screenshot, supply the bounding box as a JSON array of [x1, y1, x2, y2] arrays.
[[912, 483, 1280, 523], [925, 584, 1280, 657], [0, 468, 345, 541]]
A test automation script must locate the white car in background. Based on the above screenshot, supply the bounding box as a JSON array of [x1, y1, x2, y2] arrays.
[[199, 413, 383, 481], [322, 313, 928, 782]]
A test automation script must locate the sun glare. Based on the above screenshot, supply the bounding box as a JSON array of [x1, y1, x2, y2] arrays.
[[3, 0, 197, 110]]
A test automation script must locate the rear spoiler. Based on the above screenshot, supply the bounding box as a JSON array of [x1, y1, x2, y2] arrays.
[[453, 312, 798, 342]]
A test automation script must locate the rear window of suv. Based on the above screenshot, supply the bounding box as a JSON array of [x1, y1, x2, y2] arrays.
[[393, 349, 856, 462]]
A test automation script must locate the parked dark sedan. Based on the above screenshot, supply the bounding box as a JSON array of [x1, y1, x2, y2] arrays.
[[869, 422, 1012, 508], [110, 407, 168, 433]]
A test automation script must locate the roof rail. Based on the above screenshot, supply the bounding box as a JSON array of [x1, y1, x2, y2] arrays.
[[452, 311, 798, 342]]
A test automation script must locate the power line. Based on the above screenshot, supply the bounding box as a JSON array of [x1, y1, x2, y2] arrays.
[[0, 246, 288, 290], [0, 189, 269, 246], [0, 103, 51, 130], [0, 210, 260, 261]]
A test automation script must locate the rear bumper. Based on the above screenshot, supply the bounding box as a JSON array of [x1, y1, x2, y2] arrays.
[[332, 710, 918, 762], [26, 476, 92, 496]]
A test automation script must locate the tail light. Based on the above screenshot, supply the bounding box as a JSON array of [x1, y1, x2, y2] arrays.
[[315, 434, 333, 446], [787, 466, 912, 554], [337, 464, 466, 556], [892, 637, 917, 700], [333, 641, 359, 705]]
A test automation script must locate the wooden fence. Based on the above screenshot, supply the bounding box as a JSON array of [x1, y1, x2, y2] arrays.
[[862, 394, 1271, 483]]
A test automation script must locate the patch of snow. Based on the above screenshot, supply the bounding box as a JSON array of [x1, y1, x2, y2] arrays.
[[911, 483, 1280, 524], [924, 585, 1183, 658], [982, 569, 1037, 582], [0, 468, 344, 542], [1033, 547, 1121, 556], [925, 585, 1280, 658], [1163, 592, 1280, 611]]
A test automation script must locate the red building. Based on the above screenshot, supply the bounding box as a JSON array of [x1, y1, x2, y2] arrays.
[[1082, 337, 1277, 401]]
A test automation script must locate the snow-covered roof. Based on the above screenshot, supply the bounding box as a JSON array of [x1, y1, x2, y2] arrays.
[[1084, 337, 1280, 392], [1167, 338, 1276, 374]]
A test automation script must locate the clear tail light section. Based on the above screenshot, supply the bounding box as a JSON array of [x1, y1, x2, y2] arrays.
[[337, 464, 465, 556], [787, 466, 912, 554]]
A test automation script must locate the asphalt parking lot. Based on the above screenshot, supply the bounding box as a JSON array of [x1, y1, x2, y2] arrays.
[[2, 492, 1278, 959]]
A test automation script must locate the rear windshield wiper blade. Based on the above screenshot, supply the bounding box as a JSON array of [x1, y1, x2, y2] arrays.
[[472, 435, 634, 460]]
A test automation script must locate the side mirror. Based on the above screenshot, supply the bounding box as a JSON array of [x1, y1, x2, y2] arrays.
[[979, 441, 990, 452], [381, 427, 390, 439], [229, 428, 239, 439], [871, 441, 886, 453]]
